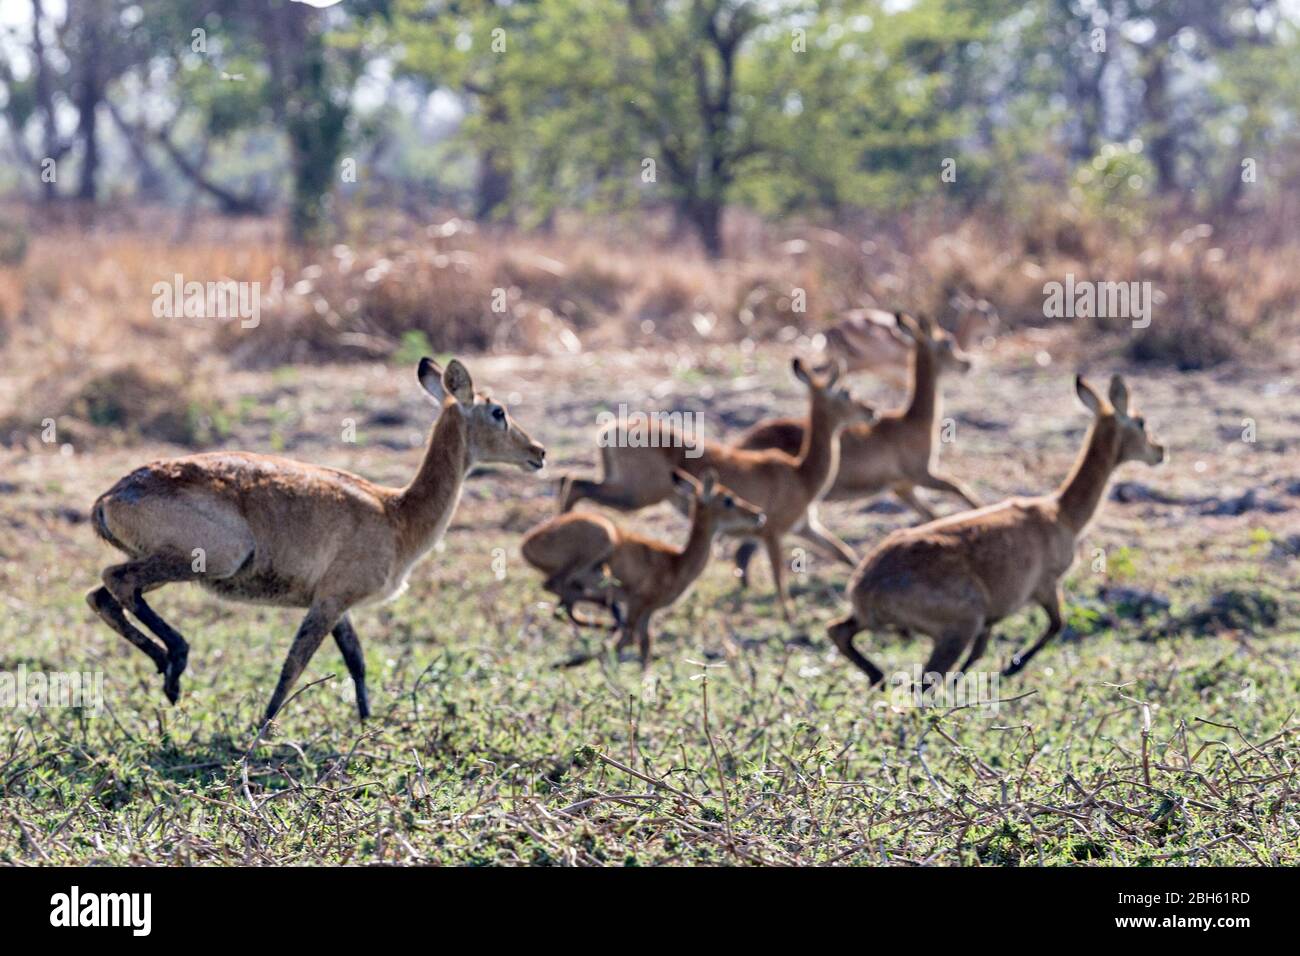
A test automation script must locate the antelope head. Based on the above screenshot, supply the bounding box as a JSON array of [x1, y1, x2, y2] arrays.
[[1076, 374, 1165, 467], [896, 312, 973, 377], [671, 469, 767, 535], [794, 357, 876, 429], [418, 357, 547, 472]]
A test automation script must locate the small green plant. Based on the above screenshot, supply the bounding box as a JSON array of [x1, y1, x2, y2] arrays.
[[395, 329, 434, 365], [1106, 546, 1138, 582], [1065, 602, 1105, 636], [1247, 527, 1274, 557]]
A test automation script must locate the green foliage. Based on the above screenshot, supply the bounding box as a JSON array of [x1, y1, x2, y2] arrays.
[[392, 0, 986, 251], [1070, 142, 1156, 235], [394, 329, 434, 365]]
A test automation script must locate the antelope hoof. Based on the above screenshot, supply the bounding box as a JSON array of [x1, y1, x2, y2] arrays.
[[164, 647, 188, 703], [163, 666, 182, 704]]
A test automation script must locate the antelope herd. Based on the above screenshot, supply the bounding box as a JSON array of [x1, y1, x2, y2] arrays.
[[87, 312, 1165, 722]]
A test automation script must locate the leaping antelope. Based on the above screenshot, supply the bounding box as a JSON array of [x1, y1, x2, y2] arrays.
[[733, 312, 980, 584], [820, 295, 996, 388], [87, 358, 546, 723]]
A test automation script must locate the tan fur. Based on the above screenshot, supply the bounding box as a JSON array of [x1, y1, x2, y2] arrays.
[[827, 374, 1165, 684], [87, 358, 545, 723], [558, 359, 875, 620], [821, 299, 995, 387], [524, 470, 764, 666], [740, 313, 976, 514], [732, 313, 980, 583]]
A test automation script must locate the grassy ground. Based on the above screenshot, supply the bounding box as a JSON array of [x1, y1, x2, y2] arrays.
[[1, 329, 1298, 865]]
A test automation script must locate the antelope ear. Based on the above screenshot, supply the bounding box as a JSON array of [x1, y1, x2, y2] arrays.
[[895, 312, 923, 342], [1108, 374, 1129, 416], [418, 358, 447, 401], [1075, 375, 1104, 415], [791, 357, 814, 387], [670, 469, 699, 498], [825, 356, 845, 386], [442, 359, 475, 404], [885, 321, 913, 347], [700, 468, 718, 500]]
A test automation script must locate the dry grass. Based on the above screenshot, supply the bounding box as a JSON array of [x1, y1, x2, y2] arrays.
[[0, 202, 1296, 446]]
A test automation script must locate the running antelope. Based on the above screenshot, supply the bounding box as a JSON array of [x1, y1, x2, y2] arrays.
[[87, 358, 546, 723], [827, 374, 1164, 684], [523, 469, 765, 666], [558, 359, 875, 620], [732, 313, 979, 585], [822, 295, 996, 388]]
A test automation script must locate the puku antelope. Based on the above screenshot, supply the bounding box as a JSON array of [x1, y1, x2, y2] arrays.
[[821, 295, 996, 388], [87, 358, 545, 723], [732, 312, 979, 585], [523, 469, 765, 666], [827, 374, 1164, 685], [558, 359, 875, 620]]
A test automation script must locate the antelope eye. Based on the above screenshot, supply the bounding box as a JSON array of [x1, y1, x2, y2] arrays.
[[724, 496, 734, 508], [1135, 416, 1145, 428], [492, 406, 506, 423]]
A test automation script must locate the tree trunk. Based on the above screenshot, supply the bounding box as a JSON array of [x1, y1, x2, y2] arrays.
[[75, 25, 101, 202], [1141, 51, 1177, 193], [474, 98, 512, 222], [31, 0, 61, 202], [258, 1, 349, 243], [686, 198, 724, 258], [475, 148, 512, 222]]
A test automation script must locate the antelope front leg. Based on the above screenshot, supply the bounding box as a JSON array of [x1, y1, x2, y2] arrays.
[[764, 535, 793, 622], [1003, 590, 1063, 676], [263, 602, 344, 724], [893, 483, 937, 523], [958, 626, 993, 672], [919, 472, 981, 510], [797, 516, 858, 567], [331, 615, 369, 721], [635, 612, 654, 670], [733, 539, 760, 589]]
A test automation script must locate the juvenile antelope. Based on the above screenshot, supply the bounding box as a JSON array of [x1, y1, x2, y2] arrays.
[[523, 469, 765, 666], [558, 359, 874, 620], [87, 358, 545, 723], [733, 313, 980, 584], [827, 375, 1164, 684]]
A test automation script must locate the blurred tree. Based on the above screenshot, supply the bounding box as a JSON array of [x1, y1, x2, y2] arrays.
[[0, 0, 1295, 231], [395, 0, 983, 256], [0, 0, 384, 238], [388, 0, 541, 222], [0, 0, 152, 202]]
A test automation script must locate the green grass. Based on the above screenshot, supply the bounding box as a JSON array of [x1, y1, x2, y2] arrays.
[[1, 515, 1296, 866], [2, 346, 1298, 866]]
